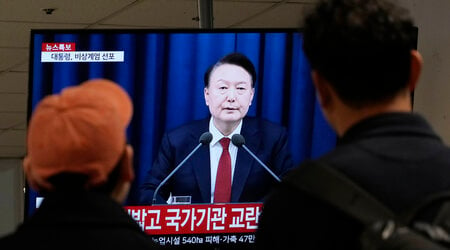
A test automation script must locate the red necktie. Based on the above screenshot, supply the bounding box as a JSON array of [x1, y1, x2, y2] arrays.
[[214, 137, 231, 203]]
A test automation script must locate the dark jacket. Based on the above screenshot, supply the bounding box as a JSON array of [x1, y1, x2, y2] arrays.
[[256, 113, 450, 250], [140, 116, 294, 204], [0, 190, 161, 250]]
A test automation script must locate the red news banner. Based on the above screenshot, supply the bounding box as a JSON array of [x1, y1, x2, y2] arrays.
[[40, 42, 124, 62], [42, 42, 76, 52], [125, 203, 262, 246]]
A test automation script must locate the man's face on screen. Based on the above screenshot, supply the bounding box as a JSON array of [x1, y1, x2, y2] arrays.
[[204, 63, 254, 126]]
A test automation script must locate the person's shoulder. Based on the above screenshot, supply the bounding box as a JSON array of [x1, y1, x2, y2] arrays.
[[0, 228, 38, 249], [161, 118, 210, 148], [283, 160, 313, 179], [166, 118, 209, 137], [244, 116, 286, 131], [0, 233, 15, 248]]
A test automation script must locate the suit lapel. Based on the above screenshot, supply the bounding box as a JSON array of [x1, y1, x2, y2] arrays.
[[190, 118, 212, 203], [231, 117, 260, 202], [191, 146, 211, 203]]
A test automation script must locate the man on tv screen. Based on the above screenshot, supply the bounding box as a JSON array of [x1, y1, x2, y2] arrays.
[[140, 52, 294, 204]]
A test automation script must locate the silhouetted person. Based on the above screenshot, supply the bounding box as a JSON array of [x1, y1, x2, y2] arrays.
[[256, 0, 450, 249], [0, 79, 161, 249]]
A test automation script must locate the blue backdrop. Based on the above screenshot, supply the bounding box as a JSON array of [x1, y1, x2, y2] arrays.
[[28, 30, 336, 213]]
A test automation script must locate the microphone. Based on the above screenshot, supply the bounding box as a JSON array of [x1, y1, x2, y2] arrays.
[[231, 134, 281, 182], [152, 132, 213, 204]]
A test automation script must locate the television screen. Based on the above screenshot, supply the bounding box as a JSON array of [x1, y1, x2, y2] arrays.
[[28, 28, 336, 246]]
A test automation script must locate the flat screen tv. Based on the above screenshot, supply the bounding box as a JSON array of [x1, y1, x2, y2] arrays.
[[27, 28, 336, 246]]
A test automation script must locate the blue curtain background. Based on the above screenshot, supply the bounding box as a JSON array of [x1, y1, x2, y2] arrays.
[[28, 30, 336, 214]]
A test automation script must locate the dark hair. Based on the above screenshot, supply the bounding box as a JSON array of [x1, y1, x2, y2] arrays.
[[45, 155, 122, 195], [204, 52, 257, 88], [303, 0, 416, 108]]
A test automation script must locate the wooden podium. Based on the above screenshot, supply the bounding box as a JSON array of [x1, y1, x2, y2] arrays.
[[125, 203, 262, 247]]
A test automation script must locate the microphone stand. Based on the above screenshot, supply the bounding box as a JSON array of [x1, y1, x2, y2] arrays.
[[241, 145, 281, 182], [152, 143, 203, 204]]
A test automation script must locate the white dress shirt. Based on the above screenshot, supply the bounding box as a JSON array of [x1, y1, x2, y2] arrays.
[[209, 117, 242, 203]]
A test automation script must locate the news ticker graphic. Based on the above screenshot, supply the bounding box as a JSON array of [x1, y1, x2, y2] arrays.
[[151, 233, 256, 247], [41, 42, 124, 62], [125, 203, 262, 246], [125, 203, 262, 235]]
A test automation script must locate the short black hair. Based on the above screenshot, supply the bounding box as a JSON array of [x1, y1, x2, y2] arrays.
[[204, 52, 257, 88], [303, 0, 416, 108]]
